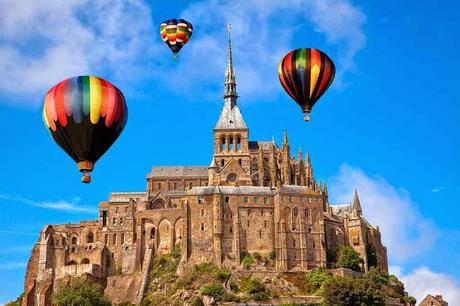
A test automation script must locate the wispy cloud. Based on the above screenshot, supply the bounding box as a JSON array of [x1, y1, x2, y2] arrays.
[[0, 193, 97, 213], [431, 186, 444, 193], [0, 0, 157, 104], [328, 164, 437, 262], [391, 266, 460, 304]]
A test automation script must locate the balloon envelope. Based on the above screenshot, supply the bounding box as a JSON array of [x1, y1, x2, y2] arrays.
[[160, 19, 193, 58], [278, 48, 335, 118], [42, 76, 128, 182]]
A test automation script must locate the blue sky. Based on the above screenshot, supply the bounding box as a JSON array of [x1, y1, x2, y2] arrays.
[[0, 0, 459, 303]]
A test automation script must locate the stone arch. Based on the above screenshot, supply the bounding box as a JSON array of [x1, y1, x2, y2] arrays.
[[157, 218, 172, 255], [70, 235, 78, 245], [81, 258, 90, 264], [150, 198, 166, 209]]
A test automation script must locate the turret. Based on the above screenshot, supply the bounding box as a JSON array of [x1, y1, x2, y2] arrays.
[[353, 189, 362, 217]]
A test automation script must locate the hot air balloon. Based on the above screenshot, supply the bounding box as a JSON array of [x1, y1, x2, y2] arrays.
[[278, 48, 335, 121], [160, 19, 193, 60], [42, 76, 128, 183]]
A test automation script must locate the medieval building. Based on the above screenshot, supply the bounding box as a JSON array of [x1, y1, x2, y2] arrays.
[[22, 29, 388, 305]]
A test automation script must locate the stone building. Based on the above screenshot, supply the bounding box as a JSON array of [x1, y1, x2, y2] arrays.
[[419, 295, 448, 306], [22, 29, 388, 305]]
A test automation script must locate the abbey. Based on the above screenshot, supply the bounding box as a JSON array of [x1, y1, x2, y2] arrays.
[[22, 30, 387, 305]]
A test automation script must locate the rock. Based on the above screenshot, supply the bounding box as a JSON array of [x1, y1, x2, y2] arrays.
[[202, 295, 216, 306]]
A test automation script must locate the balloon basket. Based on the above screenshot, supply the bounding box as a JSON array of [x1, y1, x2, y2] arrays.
[[303, 114, 310, 121], [81, 173, 91, 184]]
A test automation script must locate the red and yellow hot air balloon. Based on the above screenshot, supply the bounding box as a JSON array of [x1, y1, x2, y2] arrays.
[[160, 19, 193, 60], [278, 48, 335, 121], [42, 76, 128, 183]]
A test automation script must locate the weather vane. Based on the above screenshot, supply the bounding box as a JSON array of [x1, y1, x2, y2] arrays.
[[227, 23, 232, 32]]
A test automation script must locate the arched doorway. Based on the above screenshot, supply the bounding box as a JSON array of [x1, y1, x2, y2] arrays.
[[157, 218, 172, 255]]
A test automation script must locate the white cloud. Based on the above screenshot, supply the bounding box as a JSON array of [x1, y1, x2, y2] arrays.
[[328, 164, 437, 262], [391, 266, 460, 305], [431, 186, 444, 193], [0, 0, 156, 104], [0, 193, 96, 213]]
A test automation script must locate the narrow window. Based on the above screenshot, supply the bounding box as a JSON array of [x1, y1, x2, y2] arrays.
[[150, 228, 156, 240], [104, 234, 108, 244], [264, 220, 267, 228], [229, 226, 233, 233], [230, 213, 233, 219], [313, 242, 315, 248], [115, 207, 119, 213], [189, 182, 193, 189], [120, 217, 124, 226], [113, 218, 117, 225], [121, 233, 125, 245], [288, 196, 292, 202], [229, 137, 234, 150], [247, 220, 250, 227], [173, 182, 177, 190], [293, 207, 298, 217], [264, 197, 268, 204], [293, 239, 296, 248], [260, 210, 263, 216], [251, 158, 258, 173], [102, 211, 107, 227], [243, 197, 248, 203], [201, 209, 205, 217], [237, 137, 241, 150], [254, 197, 259, 204], [158, 182, 161, 189], [225, 196, 230, 203], [198, 196, 204, 204], [221, 159, 225, 167], [259, 231, 262, 238], [238, 158, 242, 165], [201, 223, 205, 231], [71, 237, 77, 245], [221, 137, 226, 151], [113, 234, 117, 245]]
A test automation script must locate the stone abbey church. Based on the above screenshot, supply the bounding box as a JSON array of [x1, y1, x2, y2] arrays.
[[22, 32, 388, 305]]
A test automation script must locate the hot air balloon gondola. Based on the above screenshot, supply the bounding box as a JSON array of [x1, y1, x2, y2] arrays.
[[42, 76, 128, 183], [278, 48, 335, 121], [160, 18, 193, 60]]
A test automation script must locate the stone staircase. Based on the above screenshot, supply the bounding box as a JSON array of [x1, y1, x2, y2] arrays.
[[134, 239, 155, 305]]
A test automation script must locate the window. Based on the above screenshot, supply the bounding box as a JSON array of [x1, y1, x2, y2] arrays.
[[113, 234, 117, 245], [247, 220, 250, 227], [221, 159, 225, 167], [104, 234, 108, 244], [189, 182, 193, 189], [309, 227, 312, 233], [254, 197, 259, 204], [304, 208, 308, 218], [87, 232, 94, 243], [221, 137, 226, 151], [158, 182, 161, 189], [198, 196, 204, 204], [124, 206, 128, 212], [201, 223, 205, 231], [313, 242, 315, 248], [229, 137, 234, 150], [115, 207, 119, 213], [238, 158, 242, 165], [229, 226, 233, 233], [243, 197, 248, 203], [236, 137, 241, 150], [71, 237, 77, 245], [292, 224, 296, 231], [230, 213, 233, 219], [293, 239, 296, 248], [308, 197, 312, 204], [251, 158, 258, 172], [264, 220, 267, 228], [113, 218, 117, 225], [121, 233, 125, 245], [120, 217, 124, 226], [225, 196, 230, 203], [260, 210, 263, 216], [201, 209, 205, 217], [293, 207, 298, 217], [288, 196, 292, 202], [102, 211, 107, 227], [259, 231, 262, 238], [264, 197, 268, 204], [173, 182, 177, 190]]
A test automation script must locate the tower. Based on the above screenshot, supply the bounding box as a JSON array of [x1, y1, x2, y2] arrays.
[[213, 25, 251, 184]]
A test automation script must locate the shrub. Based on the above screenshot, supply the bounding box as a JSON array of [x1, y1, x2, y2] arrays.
[[269, 250, 276, 260], [171, 244, 181, 259], [5, 294, 23, 306], [52, 278, 111, 306], [253, 252, 262, 261], [192, 296, 204, 306], [241, 277, 268, 300], [242, 254, 253, 270], [321, 277, 384, 306], [336, 246, 362, 271], [304, 268, 332, 294], [201, 283, 230, 301], [366, 244, 378, 269]]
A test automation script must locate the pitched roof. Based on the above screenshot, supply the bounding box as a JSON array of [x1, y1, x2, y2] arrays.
[[249, 141, 274, 150], [214, 100, 247, 129], [148, 166, 208, 178], [108, 192, 147, 202]]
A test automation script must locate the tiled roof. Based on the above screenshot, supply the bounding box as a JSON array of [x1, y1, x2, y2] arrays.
[[108, 192, 147, 202], [214, 100, 247, 129], [148, 166, 208, 178]]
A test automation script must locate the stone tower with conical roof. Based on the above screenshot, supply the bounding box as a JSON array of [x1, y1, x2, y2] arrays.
[[212, 25, 251, 186]]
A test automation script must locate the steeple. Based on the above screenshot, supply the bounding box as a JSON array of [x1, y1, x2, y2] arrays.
[[215, 24, 246, 130], [353, 189, 362, 216], [224, 24, 237, 99], [283, 129, 289, 146]]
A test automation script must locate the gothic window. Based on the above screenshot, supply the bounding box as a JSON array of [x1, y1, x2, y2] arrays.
[[237, 137, 241, 150], [229, 137, 234, 150], [71, 237, 77, 245], [221, 137, 226, 151], [201, 209, 205, 217], [87, 232, 94, 243], [253, 197, 259, 204], [121, 233, 125, 245], [120, 217, 124, 226], [150, 228, 156, 240], [293, 207, 298, 217], [189, 182, 193, 189], [221, 159, 225, 167], [243, 197, 248, 203], [201, 223, 205, 231], [264, 197, 268, 204], [251, 158, 258, 173], [113, 234, 117, 245]]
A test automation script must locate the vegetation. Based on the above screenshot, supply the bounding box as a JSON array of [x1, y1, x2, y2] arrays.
[[114, 265, 123, 276], [325, 247, 338, 268], [51, 278, 111, 306], [201, 282, 231, 301], [269, 250, 276, 260], [321, 276, 385, 306], [5, 294, 23, 306], [241, 252, 254, 270], [366, 244, 378, 269], [241, 276, 269, 300], [336, 246, 362, 271], [171, 243, 181, 259], [304, 268, 332, 294], [365, 267, 416, 305]]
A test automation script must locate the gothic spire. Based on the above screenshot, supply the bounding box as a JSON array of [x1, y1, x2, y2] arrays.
[[283, 129, 289, 146], [224, 24, 237, 99], [353, 189, 362, 216]]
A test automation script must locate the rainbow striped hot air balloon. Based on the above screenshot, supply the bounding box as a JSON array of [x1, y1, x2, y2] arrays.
[[42, 76, 128, 183], [160, 19, 193, 60], [278, 48, 335, 121]]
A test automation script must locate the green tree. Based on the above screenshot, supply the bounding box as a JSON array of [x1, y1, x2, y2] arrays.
[[305, 268, 332, 294], [321, 277, 384, 306], [366, 244, 378, 269], [241, 277, 268, 300], [5, 294, 23, 306], [52, 278, 111, 306], [201, 282, 227, 301], [336, 246, 362, 271]]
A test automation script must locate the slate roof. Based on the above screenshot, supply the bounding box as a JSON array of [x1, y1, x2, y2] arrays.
[[108, 192, 147, 202], [214, 100, 247, 129], [188, 186, 276, 196], [148, 166, 209, 178], [248, 141, 274, 150]]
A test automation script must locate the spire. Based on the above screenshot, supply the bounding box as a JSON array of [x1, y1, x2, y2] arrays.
[[283, 129, 289, 146], [323, 183, 328, 195], [298, 146, 303, 160], [224, 24, 237, 99], [353, 189, 362, 216]]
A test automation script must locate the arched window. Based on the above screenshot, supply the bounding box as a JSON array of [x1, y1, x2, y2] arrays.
[[221, 137, 226, 151], [304, 208, 308, 218], [81, 258, 90, 264], [221, 159, 225, 167], [71, 237, 77, 245], [150, 228, 156, 240], [229, 137, 234, 150], [251, 158, 258, 173], [238, 158, 242, 165], [87, 232, 94, 243], [293, 207, 298, 217], [237, 137, 241, 150]]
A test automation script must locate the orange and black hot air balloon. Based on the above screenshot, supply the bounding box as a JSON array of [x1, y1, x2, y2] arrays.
[[278, 48, 335, 121], [160, 18, 193, 60], [42, 76, 128, 183]]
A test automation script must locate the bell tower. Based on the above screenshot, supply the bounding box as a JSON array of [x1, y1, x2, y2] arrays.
[[212, 25, 251, 184]]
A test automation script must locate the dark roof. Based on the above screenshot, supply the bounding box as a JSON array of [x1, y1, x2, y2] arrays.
[[248, 141, 275, 150], [148, 166, 208, 178]]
